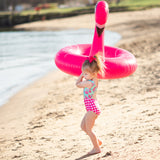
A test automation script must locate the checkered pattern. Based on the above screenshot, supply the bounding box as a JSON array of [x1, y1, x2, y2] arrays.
[[84, 98, 101, 115]]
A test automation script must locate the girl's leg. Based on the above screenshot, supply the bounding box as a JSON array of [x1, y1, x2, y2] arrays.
[[81, 112, 102, 146], [81, 113, 87, 133], [85, 111, 101, 154]]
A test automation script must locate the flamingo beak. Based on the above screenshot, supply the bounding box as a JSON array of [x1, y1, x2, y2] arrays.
[[96, 26, 105, 37]]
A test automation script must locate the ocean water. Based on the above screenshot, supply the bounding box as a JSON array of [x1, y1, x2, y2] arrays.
[[0, 29, 121, 106]]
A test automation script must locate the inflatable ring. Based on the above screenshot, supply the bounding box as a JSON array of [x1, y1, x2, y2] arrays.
[[55, 1, 137, 79]]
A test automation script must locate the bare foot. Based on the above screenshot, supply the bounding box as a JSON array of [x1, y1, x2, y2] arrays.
[[98, 139, 102, 146], [88, 148, 101, 155]]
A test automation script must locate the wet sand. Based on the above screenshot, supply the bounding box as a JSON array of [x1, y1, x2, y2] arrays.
[[0, 8, 160, 160]]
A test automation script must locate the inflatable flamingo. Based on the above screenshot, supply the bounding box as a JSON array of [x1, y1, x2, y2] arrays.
[[55, 1, 137, 79]]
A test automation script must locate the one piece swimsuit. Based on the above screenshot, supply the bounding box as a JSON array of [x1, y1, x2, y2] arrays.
[[83, 80, 101, 115]]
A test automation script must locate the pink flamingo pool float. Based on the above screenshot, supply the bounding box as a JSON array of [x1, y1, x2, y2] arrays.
[[55, 1, 137, 79]]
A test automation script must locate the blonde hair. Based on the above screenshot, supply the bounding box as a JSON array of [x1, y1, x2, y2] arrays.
[[82, 53, 105, 76]]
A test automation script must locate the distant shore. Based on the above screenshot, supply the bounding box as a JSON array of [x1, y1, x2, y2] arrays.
[[2, 4, 158, 29], [0, 8, 160, 160]]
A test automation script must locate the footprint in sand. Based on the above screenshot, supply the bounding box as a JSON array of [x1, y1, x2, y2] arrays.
[[12, 155, 22, 159], [28, 121, 44, 130], [102, 151, 112, 157], [147, 112, 156, 116], [46, 111, 66, 119], [141, 110, 149, 114], [12, 142, 24, 151]]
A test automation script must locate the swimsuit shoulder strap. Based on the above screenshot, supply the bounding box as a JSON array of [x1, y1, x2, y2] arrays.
[[89, 80, 97, 90]]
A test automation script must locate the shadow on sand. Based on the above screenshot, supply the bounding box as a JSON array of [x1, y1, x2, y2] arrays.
[[75, 151, 112, 160], [75, 153, 99, 160]]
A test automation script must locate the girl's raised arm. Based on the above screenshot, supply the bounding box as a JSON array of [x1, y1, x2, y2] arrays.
[[76, 73, 92, 88]]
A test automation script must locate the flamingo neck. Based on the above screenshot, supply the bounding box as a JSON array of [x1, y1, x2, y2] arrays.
[[89, 25, 105, 57]]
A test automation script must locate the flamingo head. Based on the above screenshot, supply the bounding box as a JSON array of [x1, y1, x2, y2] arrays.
[[95, 1, 109, 36]]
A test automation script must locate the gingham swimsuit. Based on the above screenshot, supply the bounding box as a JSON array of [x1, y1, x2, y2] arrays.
[[83, 80, 101, 115]]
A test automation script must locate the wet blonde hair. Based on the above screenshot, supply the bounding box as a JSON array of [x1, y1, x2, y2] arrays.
[[82, 53, 105, 76]]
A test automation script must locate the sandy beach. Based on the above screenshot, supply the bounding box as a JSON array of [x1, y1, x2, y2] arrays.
[[0, 8, 160, 160]]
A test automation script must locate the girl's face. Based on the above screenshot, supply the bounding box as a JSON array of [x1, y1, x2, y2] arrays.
[[82, 67, 95, 80]]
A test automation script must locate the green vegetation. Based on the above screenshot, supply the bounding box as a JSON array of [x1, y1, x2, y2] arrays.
[[110, 0, 160, 11], [115, 0, 160, 6], [0, 3, 94, 16], [1, 0, 160, 16], [0, 0, 160, 28], [21, 6, 93, 16]]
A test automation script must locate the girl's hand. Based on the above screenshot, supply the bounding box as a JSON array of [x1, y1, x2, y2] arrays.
[[80, 73, 84, 78], [76, 72, 84, 87]]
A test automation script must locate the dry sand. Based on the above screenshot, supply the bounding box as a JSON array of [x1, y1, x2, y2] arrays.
[[0, 8, 160, 160]]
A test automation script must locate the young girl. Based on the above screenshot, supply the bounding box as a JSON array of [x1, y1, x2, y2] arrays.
[[76, 54, 104, 155]]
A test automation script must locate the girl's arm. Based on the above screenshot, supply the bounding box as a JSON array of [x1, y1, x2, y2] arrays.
[[76, 73, 92, 88]]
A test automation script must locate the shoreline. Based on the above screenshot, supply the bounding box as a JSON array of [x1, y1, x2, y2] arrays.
[[0, 68, 56, 108], [0, 8, 160, 160], [0, 29, 121, 107]]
